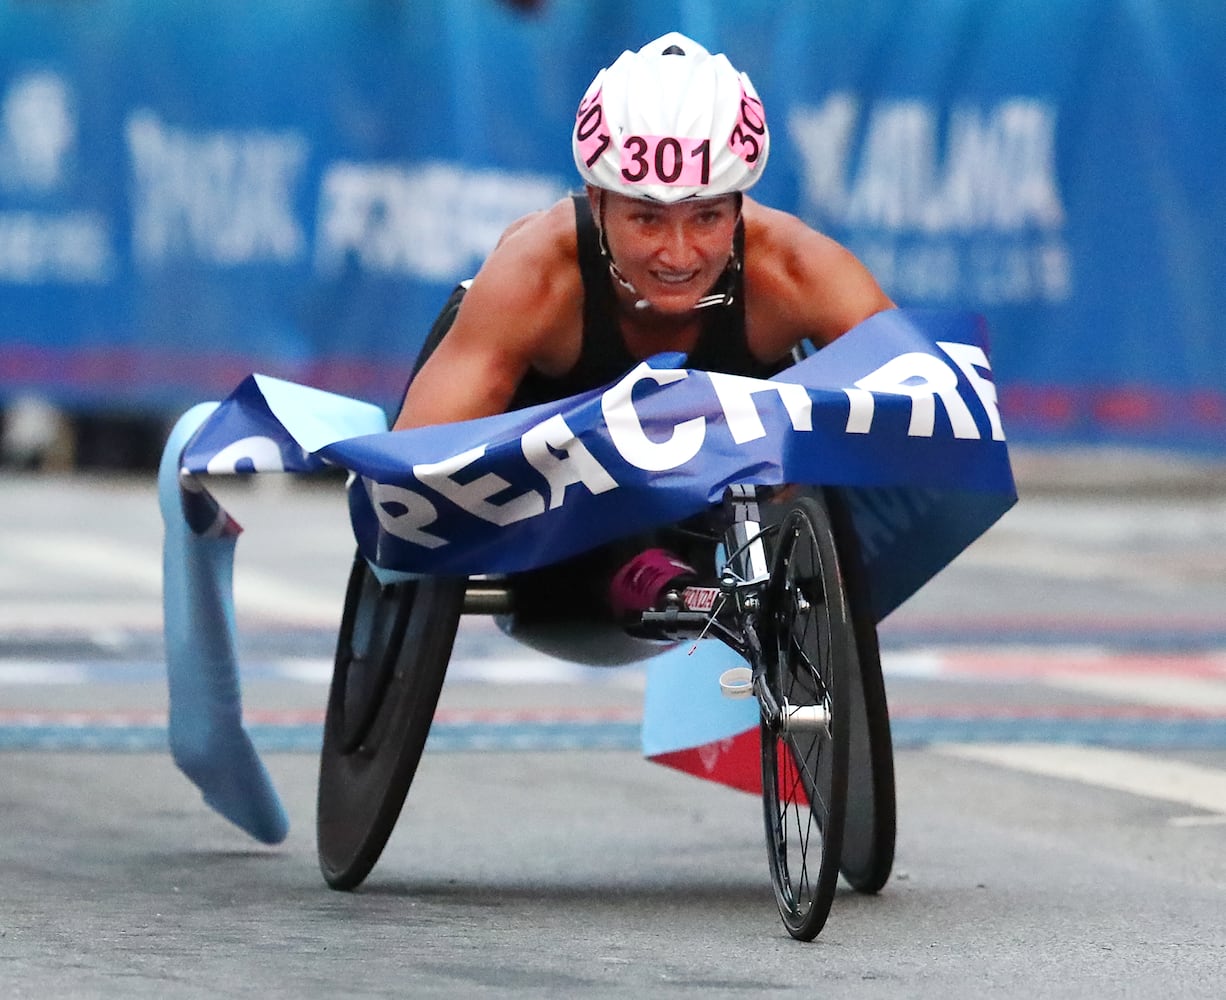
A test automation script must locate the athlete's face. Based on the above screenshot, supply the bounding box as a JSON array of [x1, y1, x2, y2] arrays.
[[592, 189, 740, 314]]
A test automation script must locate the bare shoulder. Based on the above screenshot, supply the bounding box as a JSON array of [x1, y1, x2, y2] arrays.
[[450, 196, 582, 359], [742, 197, 883, 298], [492, 196, 577, 253], [742, 198, 893, 352], [395, 198, 581, 428], [478, 196, 579, 301]]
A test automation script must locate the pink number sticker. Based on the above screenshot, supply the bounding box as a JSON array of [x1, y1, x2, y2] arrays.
[[728, 84, 766, 167], [619, 135, 712, 186], [575, 89, 612, 169]]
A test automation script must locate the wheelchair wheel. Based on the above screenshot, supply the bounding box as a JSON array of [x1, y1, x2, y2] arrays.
[[760, 495, 851, 941], [317, 554, 465, 889], [827, 490, 896, 894]]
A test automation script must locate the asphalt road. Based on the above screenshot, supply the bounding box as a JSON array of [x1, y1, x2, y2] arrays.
[[2, 461, 1224, 998]]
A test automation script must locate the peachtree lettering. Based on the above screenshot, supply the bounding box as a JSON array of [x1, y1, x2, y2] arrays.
[[845, 341, 1003, 440], [369, 348, 1001, 548]]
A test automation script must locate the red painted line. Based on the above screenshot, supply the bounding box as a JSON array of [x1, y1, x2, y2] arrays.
[[0, 344, 408, 405], [936, 651, 1226, 680], [889, 703, 1226, 721]]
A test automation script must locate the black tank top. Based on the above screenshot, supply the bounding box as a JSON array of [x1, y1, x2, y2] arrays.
[[513, 195, 779, 408]]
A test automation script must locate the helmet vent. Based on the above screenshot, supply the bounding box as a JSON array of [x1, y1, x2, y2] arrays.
[[661, 44, 686, 56]]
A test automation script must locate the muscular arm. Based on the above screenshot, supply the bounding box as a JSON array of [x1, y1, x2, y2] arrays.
[[393, 201, 580, 431], [742, 200, 894, 362]]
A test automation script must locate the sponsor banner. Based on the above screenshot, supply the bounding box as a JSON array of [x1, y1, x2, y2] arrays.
[[2, 1, 1220, 451]]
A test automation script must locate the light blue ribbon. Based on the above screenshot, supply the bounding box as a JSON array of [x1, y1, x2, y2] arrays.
[[159, 403, 289, 844]]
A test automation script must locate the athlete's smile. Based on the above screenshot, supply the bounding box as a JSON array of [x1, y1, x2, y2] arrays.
[[651, 268, 701, 285]]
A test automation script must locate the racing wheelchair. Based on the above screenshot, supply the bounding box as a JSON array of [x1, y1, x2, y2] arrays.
[[314, 288, 895, 941], [316, 478, 895, 942]]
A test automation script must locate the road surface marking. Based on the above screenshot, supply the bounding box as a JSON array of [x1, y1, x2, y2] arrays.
[[0, 662, 90, 684], [936, 742, 1226, 818], [1, 534, 162, 591], [1043, 672, 1226, 711], [1169, 814, 1226, 827], [0, 533, 344, 623]]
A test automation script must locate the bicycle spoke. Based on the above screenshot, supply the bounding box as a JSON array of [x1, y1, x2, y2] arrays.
[[789, 813, 812, 907], [779, 757, 815, 913], [788, 735, 830, 817]]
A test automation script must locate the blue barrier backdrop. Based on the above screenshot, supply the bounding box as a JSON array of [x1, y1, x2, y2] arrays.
[[1, 1, 1223, 452]]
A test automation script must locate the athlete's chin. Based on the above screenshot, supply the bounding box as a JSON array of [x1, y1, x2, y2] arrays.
[[641, 284, 709, 313], [644, 296, 699, 315]]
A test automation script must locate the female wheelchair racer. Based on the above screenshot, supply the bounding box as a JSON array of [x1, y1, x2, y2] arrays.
[[316, 280, 898, 943], [161, 295, 1015, 942], [317, 33, 900, 941], [159, 32, 1013, 944]]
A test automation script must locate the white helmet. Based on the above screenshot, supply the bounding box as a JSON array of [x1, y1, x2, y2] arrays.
[[572, 32, 770, 204]]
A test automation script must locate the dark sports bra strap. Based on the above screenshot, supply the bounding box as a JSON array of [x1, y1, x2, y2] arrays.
[[570, 194, 636, 384], [573, 193, 607, 301]]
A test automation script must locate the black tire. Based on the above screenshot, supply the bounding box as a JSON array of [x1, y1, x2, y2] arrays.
[[760, 495, 852, 941], [826, 489, 896, 894], [316, 285, 468, 889], [317, 555, 465, 889]]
